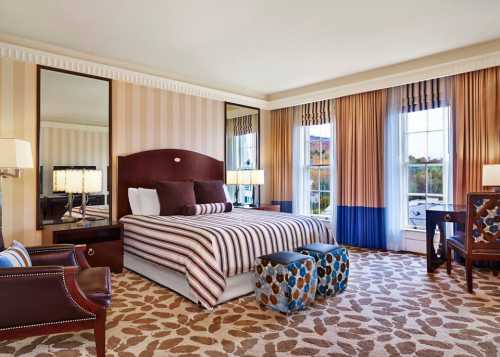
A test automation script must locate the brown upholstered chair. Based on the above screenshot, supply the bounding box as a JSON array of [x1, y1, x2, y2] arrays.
[[0, 242, 112, 357], [447, 192, 500, 292]]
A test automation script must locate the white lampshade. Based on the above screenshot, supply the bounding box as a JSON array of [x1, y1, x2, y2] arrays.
[[83, 170, 102, 193], [238, 170, 252, 185], [0, 138, 33, 169], [65, 170, 84, 194], [226, 170, 238, 185], [483, 164, 500, 187], [65, 169, 102, 194], [52, 170, 67, 192], [250, 170, 265, 185]]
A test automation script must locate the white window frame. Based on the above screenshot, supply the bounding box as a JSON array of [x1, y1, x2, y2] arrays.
[[401, 106, 451, 230], [301, 124, 333, 221]]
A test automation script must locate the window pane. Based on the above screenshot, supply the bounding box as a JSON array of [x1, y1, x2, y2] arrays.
[[408, 165, 426, 194], [427, 165, 443, 194], [427, 131, 444, 163], [320, 192, 330, 216], [319, 167, 330, 191], [427, 107, 445, 131], [310, 191, 320, 215], [407, 132, 427, 163], [408, 195, 426, 229], [407, 110, 427, 133], [310, 139, 321, 165], [310, 168, 319, 191], [321, 138, 330, 165]]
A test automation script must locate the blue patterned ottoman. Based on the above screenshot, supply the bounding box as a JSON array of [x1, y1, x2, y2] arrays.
[[296, 243, 349, 298], [255, 251, 317, 313]]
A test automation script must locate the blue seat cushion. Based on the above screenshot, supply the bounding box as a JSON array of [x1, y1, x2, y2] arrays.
[[258, 251, 311, 265], [297, 243, 338, 254]]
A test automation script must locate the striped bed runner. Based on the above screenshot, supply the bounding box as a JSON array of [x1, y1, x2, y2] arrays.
[[119, 208, 334, 309]]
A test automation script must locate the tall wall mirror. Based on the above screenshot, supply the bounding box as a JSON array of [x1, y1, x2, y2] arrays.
[[37, 66, 111, 228], [224, 102, 261, 207]]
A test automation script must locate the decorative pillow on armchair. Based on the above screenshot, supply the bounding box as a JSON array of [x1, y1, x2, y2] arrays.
[[0, 240, 32, 268]]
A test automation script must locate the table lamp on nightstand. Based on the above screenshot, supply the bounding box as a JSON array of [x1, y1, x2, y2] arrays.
[[0, 139, 33, 249], [65, 169, 102, 221], [483, 164, 500, 192]]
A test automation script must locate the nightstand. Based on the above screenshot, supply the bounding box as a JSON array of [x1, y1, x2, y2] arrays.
[[42, 220, 123, 273]]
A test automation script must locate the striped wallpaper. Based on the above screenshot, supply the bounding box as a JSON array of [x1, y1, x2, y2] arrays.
[[0, 58, 39, 246], [0, 58, 226, 245], [40, 123, 109, 195]]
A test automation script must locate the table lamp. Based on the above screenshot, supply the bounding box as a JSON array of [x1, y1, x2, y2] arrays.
[[249, 169, 264, 207], [0, 139, 33, 249], [483, 164, 500, 192], [65, 169, 102, 221]]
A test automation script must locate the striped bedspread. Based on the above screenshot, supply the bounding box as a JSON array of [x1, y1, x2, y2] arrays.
[[70, 205, 109, 219], [120, 208, 334, 309]]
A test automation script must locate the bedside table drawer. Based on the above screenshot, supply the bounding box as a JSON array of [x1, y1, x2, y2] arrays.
[[86, 240, 123, 274], [53, 227, 121, 245]]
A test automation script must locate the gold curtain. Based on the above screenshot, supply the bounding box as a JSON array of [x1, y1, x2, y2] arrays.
[[270, 108, 294, 202], [335, 89, 387, 208], [452, 67, 500, 205]]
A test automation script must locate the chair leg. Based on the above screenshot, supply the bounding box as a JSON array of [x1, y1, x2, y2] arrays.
[[465, 258, 473, 293], [446, 245, 452, 275], [94, 311, 106, 357]]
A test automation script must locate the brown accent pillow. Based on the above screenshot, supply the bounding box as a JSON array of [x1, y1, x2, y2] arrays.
[[194, 180, 227, 204], [155, 181, 196, 216]]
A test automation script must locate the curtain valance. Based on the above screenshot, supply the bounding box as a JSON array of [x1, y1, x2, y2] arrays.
[[401, 78, 447, 112], [231, 115, 254, 136], [299, 99, 334, 126]]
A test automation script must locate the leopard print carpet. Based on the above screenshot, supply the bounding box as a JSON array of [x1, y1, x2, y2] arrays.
[[2, 248, 499, 357]]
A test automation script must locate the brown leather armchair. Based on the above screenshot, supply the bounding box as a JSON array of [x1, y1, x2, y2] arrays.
[[0, 243, 112, 357]]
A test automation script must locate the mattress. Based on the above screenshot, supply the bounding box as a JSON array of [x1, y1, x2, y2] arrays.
[[119, 208, 334, 309]]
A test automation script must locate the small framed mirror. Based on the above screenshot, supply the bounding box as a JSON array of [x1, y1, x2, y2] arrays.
[[36, 66, 112, 228], [224, 102, 261, 207]]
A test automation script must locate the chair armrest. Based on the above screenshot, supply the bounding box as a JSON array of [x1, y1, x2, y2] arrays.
[[27, 244, 89, 267], [0, 265, 101, 332]]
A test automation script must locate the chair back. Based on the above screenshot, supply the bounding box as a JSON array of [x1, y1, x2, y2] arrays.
[[466, 192, 500, 252]]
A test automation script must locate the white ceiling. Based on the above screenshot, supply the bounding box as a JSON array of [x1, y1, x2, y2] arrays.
[[1, 0, 500, 99], [40, 69, 109, 126]]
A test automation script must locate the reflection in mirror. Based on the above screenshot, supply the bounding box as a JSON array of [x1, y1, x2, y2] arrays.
[[225, 103, 260, 207], [38, 67, 111, 226]]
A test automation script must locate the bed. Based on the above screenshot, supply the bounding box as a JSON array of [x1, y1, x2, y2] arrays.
[[117, 149, 334, 309]]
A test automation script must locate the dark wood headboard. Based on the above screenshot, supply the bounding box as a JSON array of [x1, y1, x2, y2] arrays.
[[117, 149, 224, 219]]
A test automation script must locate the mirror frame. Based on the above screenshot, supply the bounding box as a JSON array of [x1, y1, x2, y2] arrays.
[[223, 102, 261, 204], [36, 65, 113, 229]]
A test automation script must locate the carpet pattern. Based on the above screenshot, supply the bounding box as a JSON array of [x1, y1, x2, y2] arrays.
[[2, 248, 500, 356]]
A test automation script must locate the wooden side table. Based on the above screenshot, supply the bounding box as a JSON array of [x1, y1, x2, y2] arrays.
[[42, 220, 123, 273], [425, 204, 466, 273]]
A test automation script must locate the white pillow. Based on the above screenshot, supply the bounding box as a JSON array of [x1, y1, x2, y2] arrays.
[[223, 184, 232, 203], [128, 188, 141, 215], [138, 188, 161, 215]]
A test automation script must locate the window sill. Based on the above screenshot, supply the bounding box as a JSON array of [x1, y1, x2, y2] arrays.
[[402, 227, 426, 233]]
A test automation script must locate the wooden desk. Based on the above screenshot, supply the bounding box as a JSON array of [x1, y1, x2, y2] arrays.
[[425, 204, 466, 273]]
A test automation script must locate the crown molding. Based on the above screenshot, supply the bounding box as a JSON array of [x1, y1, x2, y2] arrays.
[[2, 37, 500, 111], [0, 40, 268, 109], [267, 43, 500, 109]]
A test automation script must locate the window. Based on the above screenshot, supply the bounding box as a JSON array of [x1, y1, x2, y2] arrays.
[[402, 107, 451, 229], [300, 123, 332, 220]]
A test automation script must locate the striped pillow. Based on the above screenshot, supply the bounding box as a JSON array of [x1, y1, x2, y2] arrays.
[[0, 240, 32, 268], [183, 202, 232, 216]]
